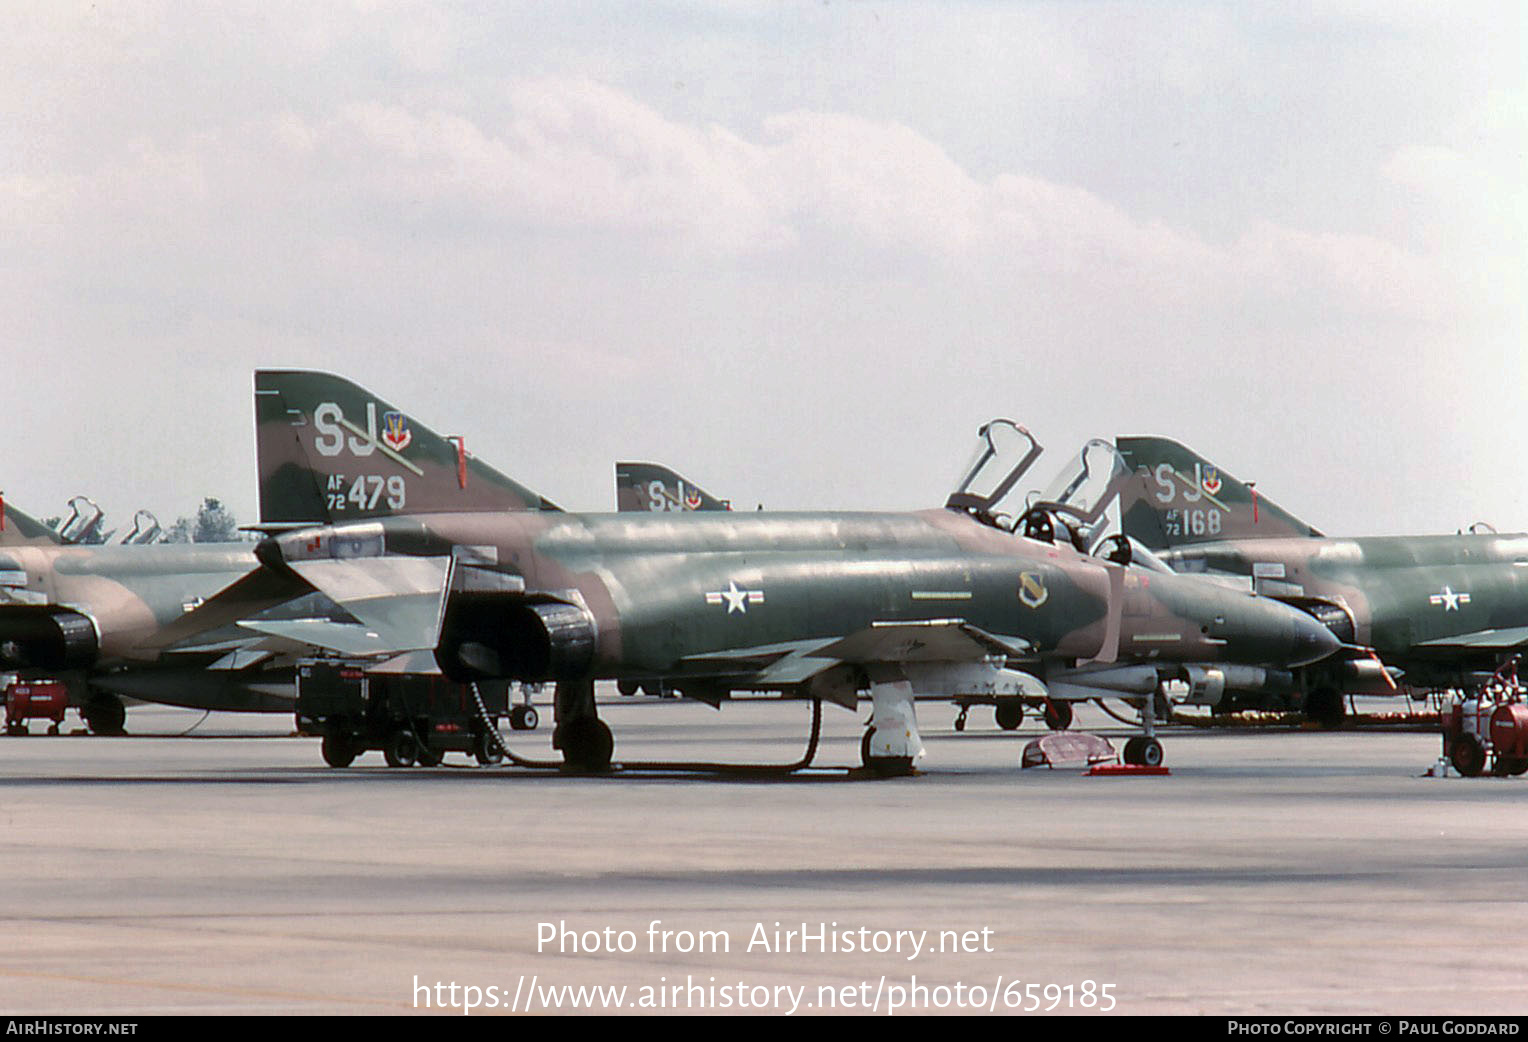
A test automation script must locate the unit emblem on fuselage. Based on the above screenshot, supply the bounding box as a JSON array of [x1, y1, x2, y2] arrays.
[[1018, 571, 1049, 609]]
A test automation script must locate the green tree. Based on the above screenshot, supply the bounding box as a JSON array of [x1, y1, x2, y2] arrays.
[[191, 498, 239, 543]]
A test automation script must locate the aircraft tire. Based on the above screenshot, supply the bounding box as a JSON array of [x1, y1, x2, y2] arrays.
[[383, 730, 419, 768], [1123, 736, 1164, 767], [560, 717, 613, 772], [1304, 687, 1345, 729], [82, 696, 127, 736], [617, 679, 638, 697], [1042, 699, 1073, 731], [474, 731, 505, 766], [1495, 756, 1528, 777], [510, 705, 538, 731], [860, 728, 915, 777], [321, 734, 358, 769], [415, 742, 443, 768], [994, 699, 1024, 731], [1450, 733, 1487, 778]]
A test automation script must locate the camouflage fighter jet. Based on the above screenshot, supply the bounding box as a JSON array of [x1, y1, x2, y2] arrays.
[[185, 370, 1340, 774], [614, 462, 729, 696], [0, 499, 293, 732], [1116, 436, 1528, 724], [615, 462, 730, 513]]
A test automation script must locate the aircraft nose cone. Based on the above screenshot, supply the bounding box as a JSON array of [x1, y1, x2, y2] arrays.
[[1288, 608, 1341, 667]]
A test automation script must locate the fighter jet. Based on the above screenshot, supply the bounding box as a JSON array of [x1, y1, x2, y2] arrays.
[[616, 462, 730, 513], [0, 500, 291, 732], [175, 370, 1340, 774], [1116, 436, 1528, 724]]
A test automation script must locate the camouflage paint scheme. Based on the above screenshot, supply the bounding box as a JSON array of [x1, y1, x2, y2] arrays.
[[0, 504, 290, 729], [226, 371, 1339, 770], [1117, 436, 1528, 718], [615, 462, 730, 512]]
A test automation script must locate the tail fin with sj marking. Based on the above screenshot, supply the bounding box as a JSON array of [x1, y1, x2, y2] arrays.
[[615, 462, 731, 512], [1115, 436, 1321, 551], [254, 370, 560, 525]]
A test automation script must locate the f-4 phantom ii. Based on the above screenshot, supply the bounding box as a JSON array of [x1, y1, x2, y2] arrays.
[[175, 370, 1341, 774], [615, 463, 730, 513], [0, 499, 293, 732], [1117, 436, 1528, 724]]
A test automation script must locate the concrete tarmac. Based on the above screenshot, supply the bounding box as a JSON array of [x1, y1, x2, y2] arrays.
[[0, 693, 1521, 1017]]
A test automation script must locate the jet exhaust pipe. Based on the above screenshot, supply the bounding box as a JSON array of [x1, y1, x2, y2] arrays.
[[435, 595, 596, 682], [0, 607, 100, 670]]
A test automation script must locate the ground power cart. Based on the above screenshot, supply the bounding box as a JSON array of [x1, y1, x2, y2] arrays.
[[296, 660, 519, 768], [1442, 691, 1528, 778], [3, 678, 69, 736]]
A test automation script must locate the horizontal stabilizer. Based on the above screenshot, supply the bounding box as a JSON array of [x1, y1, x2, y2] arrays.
[[138, 566, 313, 652], [284, 556, 452, 655]]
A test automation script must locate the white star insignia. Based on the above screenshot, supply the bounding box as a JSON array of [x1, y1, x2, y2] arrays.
[[704, 580, 765, 614], [1428, 586, 1471, 612]]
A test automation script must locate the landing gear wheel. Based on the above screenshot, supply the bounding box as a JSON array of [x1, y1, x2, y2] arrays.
[[414, 742, 443, 767], [474, 731, 505, 766], [954, 708, 968, 732], [1122, 736, 1164, 767], [1042, 699, 1073, 731], [559, 717, 613, 772], [321, 734, 358, 769], [860, 728, 915, 777], [47, 722, 60, 736], [994, 699, 1025, 731], [1304, 687, 1345, 729], [1494, 755, 1528, 777], [617, 679, 638, 697], [1450, 733, 1487, 777], [82, 697, 126, 735], [6, 721, 25, 736], [510, 705, 539, 731], [383, 730, 419, 768]]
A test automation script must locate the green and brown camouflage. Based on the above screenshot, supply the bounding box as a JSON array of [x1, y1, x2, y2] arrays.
[[1116, 436, 1528, 720], [0, 502, 292, 729], [1117, 436, 1321, 548], [0, 497, 63, 547], [215, 378, 1341, 770], [255, 369, 560, 525], [615, 462, 730, 512]]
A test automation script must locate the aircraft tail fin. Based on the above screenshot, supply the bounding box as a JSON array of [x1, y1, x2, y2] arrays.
[[254, 370, 560, 525], [615, 462, 731, 512], [0, 497, 63, 546], [1115, 436, 1321, 550]]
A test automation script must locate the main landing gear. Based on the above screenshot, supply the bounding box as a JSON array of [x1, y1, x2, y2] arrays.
[[554, 679, 614, 772], [861, 672, 923, 777], [82, 693, 126, 735], [1304, 686, 1346, 729]]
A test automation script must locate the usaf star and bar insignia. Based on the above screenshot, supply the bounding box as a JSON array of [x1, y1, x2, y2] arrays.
[[705, 580, 765, 614]]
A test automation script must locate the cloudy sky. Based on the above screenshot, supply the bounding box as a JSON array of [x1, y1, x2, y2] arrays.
[[2, 2, 1522, 536]]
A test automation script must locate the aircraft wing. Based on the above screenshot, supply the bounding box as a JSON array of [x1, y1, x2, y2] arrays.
[[681, 620, 1032, 691], [812, 619, 1032, 663], [1411, 626, 1528, 653]]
